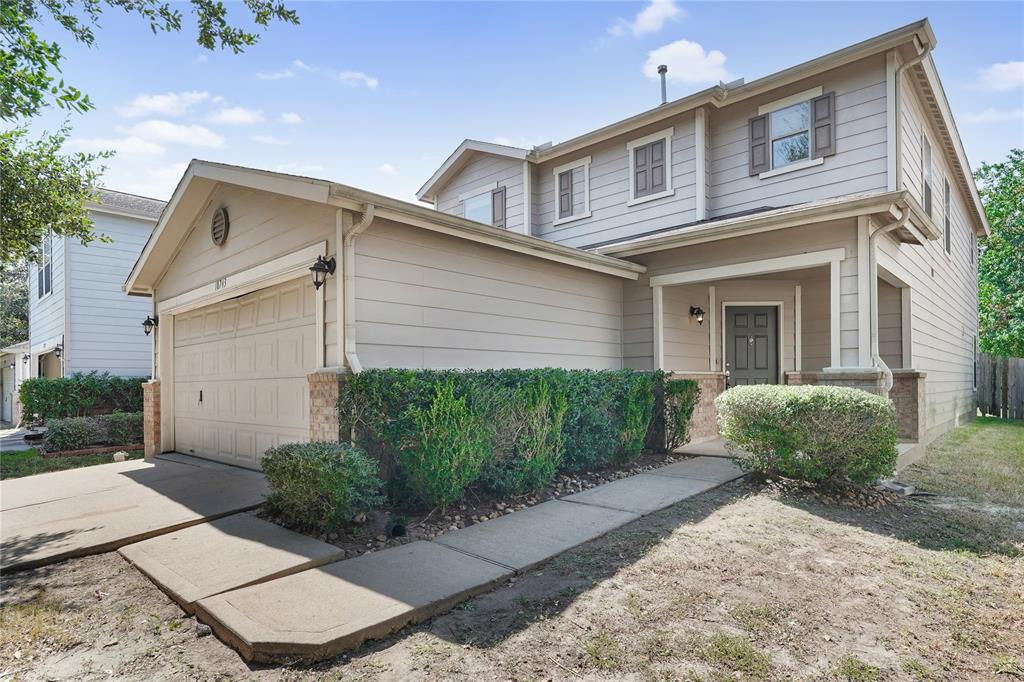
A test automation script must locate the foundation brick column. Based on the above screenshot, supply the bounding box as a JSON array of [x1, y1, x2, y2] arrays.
[[667, 371, 728, 444], [890, 369, 926, 441], [143, 380, 160, 459], [308, 371, 345, 442]]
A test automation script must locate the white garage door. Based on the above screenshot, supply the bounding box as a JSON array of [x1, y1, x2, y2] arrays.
[[173, 279, 315, 469]]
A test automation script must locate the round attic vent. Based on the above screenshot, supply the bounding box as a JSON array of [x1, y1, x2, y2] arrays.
[[211, 207, 229, 246]]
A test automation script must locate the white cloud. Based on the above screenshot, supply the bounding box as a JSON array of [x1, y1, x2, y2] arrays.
[[976, 61, 1024, 91], [377, 163, 397, 175], [113, 162, 189, 200], [119, 120, 225, 148], [275, 162, 324, 175], [280, 112, 303, 124], [195, 54, 208, 65], [206, 106, 265, 125], [292, 59, 316, 72], [963, 107, 1024, 124], [257, 69, 293, 81], [644, 39, 732, 84], [68, 136, 165, 157], [117, 90, 210, 118], [336, 70, 379, 89], [250, 134, 289, 145], [609, 0, 684, 37]]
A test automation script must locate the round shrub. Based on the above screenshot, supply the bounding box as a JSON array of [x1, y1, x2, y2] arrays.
[[43, 416, 104, 452], [715, 384, 898, 485], [261, 441, 384, 532]]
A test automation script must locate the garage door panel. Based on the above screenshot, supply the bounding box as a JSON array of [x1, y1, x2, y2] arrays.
[[172, 279, 314, 469]]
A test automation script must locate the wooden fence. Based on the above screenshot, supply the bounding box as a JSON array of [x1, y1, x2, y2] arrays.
[[977, 353, 1024, 420]]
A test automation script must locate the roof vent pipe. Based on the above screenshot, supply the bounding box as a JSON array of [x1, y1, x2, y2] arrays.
[[658, 65, 668, 104]]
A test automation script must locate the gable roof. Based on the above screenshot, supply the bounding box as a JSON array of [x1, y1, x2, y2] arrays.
[[124, 160, 644, 295], [88, 189, 166, 221], [416, 140, 530, 203]]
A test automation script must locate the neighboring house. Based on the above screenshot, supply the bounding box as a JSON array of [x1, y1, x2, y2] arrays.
[[29, 190, 166, 380], [1, 342, 30, 425], [125, 19, 984, 471]]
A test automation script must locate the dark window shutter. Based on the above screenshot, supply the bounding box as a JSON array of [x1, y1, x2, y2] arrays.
[[634, 144, 650, 197], [811, 92, 836, 158], [748, 114, 769, 175], [44, 263, 51, 295], [649, 139, 666, 193], [558, 171, 572, 219], [491, 186, 506, 229], [37, 266, 43, 299], [924, 182, 932, 217]]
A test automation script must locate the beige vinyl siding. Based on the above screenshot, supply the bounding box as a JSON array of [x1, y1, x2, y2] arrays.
[[877, 278, 902, 369], [883, 78, 979, 439], [533, 114, 698, 248], [353, 218, 623, 369], [709, 55, 888, 217], [435, 154, 524, 229], [624, 220, 858, 371]]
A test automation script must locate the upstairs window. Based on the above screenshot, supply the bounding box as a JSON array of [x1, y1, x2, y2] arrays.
[[943, 178, 951, 254], [461, 184, 506, 229], [553, 156, 591, 225], [627, 128, 673, 206], [37, 230, 52, 299], [749, 88, 835, 177], [922, 132, 933, 217]]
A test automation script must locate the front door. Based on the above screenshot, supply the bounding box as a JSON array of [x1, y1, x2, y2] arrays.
[[725, 306, 778, 387]]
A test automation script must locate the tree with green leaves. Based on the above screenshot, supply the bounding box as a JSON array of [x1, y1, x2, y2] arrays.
[[0, 260, 29, 347], [0, 0, 298, 265], [974, 148, 1024, 357]]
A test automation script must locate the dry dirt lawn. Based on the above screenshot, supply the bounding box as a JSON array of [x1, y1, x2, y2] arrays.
[[2, 418, 1022, 681]]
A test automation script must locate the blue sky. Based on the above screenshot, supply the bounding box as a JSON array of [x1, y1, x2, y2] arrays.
[[32, 1, 1024, 201]]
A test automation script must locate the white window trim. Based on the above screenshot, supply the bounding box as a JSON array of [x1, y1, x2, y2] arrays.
[[627, 127, 674, 206], [758, 156, 824, 180], [757, 86, 823, 116], [552, 155, 592, 226], [37, 231, 53, 301], [457, 181, 498, 203]]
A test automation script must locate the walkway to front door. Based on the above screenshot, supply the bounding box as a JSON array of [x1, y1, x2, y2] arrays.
[[725, 305, 778, 387]]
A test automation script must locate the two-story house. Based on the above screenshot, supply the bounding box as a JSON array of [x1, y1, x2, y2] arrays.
[[29, 189, 166, 380], [125, 19, 984, 470]]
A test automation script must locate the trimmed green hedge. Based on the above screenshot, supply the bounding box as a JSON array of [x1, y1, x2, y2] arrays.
[[338, 369, 694, 509], [716, 384, 898, 485], [19, 372, 146, 423], [43, 412, 144, 452]]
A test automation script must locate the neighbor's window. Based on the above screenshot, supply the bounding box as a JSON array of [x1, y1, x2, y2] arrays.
[[553, 156, 591, 224], [943, 178, 951, 254], [770, 101, 811, 168], [462, 185, 506, 229], [922, 133, 933, 217], [37, 230, 53, 299]]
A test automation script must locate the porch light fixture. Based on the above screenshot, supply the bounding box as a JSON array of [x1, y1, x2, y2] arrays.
[[8, 362, 14, 370], [142, 315, 159, 336], [310, 255, 336, 291], [54, 343, 63, 358], [689, 306, 706, 325], [22, 353, 29, 364]]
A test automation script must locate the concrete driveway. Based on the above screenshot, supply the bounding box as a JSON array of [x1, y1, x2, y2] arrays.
[[0, 453, 267, 571]]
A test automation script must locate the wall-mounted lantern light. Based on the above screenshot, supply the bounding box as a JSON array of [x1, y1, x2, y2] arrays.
[[22, 353, 29, 364], [8, 362, 14, 370], [54, 343, 63, 358], [310, 255, 336, 291], [689, 306, 706, 325], [142, 315, 159, 336]]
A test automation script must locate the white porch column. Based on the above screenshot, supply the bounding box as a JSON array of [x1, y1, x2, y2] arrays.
[[857, 216, 872, 366], [708, 285, 717, 371], [652, 285, 664, 370], [830, 258, 842, 368]]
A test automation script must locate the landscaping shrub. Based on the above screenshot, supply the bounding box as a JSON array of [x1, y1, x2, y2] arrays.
[[19, 372, 146, 423], [619, 372, 655, 464], [42, 411, 145, 452], [401, 379, 492, 510], [43, 417, 104, 452], [261, 441, 384, 532], [482, 377, 568, 496], [662, 379, 701, 451], [716, 384, 898, 485]]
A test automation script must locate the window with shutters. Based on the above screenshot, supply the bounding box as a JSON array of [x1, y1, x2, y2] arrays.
[[552, 156, 591, 225], [922, 133, 933, 217], [943, 178, 951, 254], [749, 87, 835, 178], [37, 230, 53, 300], [461, 184, 506, 228], [627, 128, 673, 206]]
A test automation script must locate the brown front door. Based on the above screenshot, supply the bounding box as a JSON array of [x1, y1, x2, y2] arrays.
[[725, 306, 778, 387]]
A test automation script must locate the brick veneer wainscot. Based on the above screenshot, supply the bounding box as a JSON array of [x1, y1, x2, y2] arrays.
[[143, 380, 160, 458], [666, 372, 727, 444], [308, 371, 345, 442]]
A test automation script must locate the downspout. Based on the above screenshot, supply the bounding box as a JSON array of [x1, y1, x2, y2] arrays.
[[868, 206, 910, 395], [892, 38, 933, 190], [342, 203, 375, 373]]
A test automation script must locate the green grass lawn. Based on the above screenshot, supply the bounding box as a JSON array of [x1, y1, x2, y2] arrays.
[[902, 416, 1024, 507], [0, 448, 145, 480]]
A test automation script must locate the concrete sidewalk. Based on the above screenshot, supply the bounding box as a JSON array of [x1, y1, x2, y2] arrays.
[[170, 456, 743, 663], [1, 454, 267, 570]]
